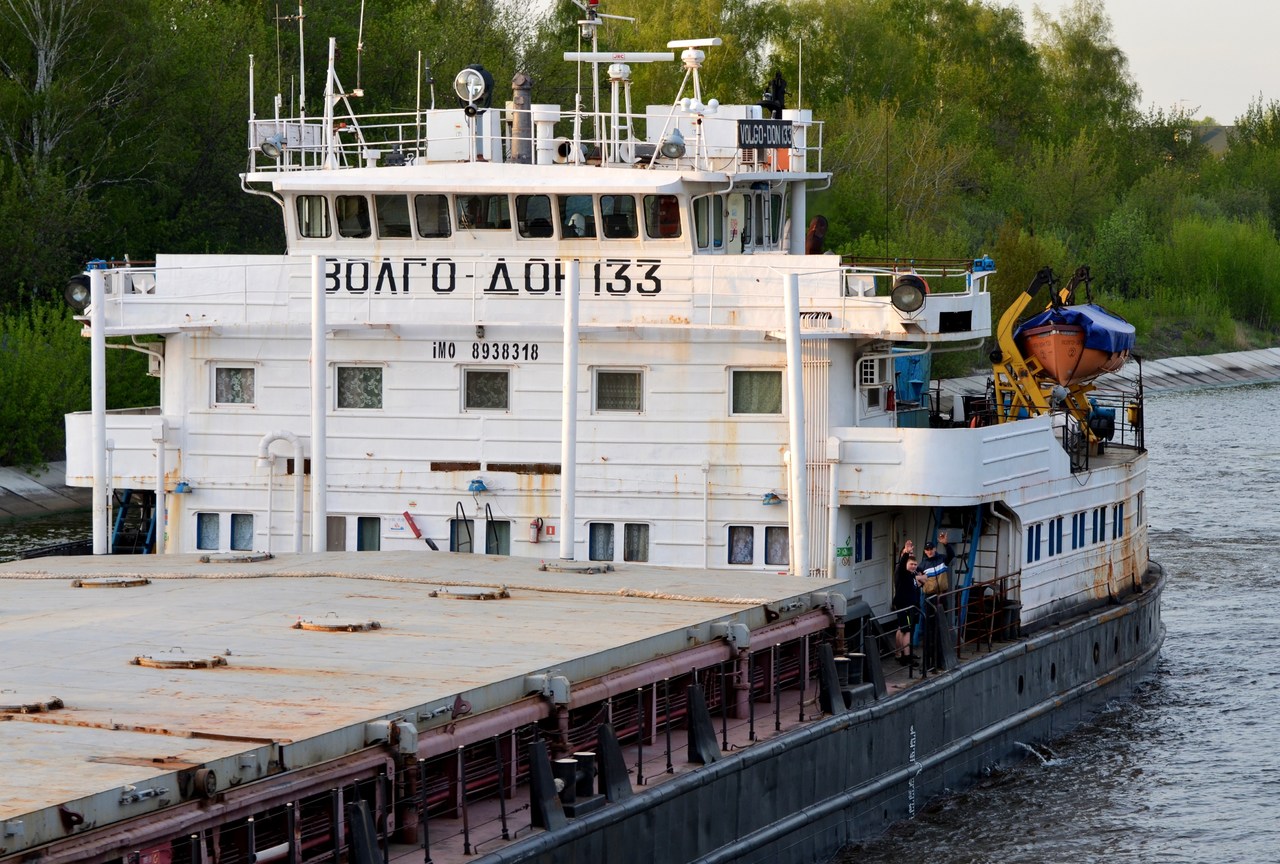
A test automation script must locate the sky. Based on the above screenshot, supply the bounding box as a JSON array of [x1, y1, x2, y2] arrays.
[[1007, 0, 1278, 123]]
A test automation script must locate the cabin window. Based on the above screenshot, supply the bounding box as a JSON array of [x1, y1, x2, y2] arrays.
[[458, 194, 510, 230], [644, 195, 682, 238], [693, 195, 724, 250], [326, 516, 347, 551], [765, 526, 789, 566], [1092, 506, 1106, 543], [594, 369, 643, 412], [731, 370, 783, 415], [1071, 512, 1086, 550], [464, 368, 510, 411], [414, 194, 452, 238], [374, 195, 412, 238], [855, 520, 873, 562], [589, 523, 614, 561], [1026, 523, 1042, 563], [600, 195, 639, 238], [728, 525, 754, 565], [230, 513, 254, 551], [485, 520, 511, 555], [357, 516, 381, 551], [450, 518, 475, 553], [516, 194, 554, 238], [1113, 502, 1126, 538], [558, 195, 596, 238], [624, 523, 650, 562], [296, 195, 330, 238], [196, 513, 220, 551], [770, 194, 784, 244], [214, 367, 255, 406], [336, 366, 383, 409], [1048, 516, 1063, 556], [336, 195, 371, 238]]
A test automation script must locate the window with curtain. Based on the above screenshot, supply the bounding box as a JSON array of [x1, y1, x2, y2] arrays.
[[623, 523, 649, 562], [731, 370, 782, 414], [214, 367, 255, 405], [595, 370, 643, 412], [728, 525, 754, 565], [230, 513, 254, 551], [589, 523, 615, 561], [765, 526, 788, 566], [337, 366, 383, 409]]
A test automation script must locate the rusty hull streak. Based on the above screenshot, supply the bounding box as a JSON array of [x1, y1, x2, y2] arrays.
[[2, 713, 281, 744]]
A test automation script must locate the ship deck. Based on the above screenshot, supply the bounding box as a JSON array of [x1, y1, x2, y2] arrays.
[[0, 551, 845, 859]]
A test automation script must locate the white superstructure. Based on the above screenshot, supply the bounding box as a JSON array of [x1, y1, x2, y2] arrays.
[[64, 23, 1147, 631]]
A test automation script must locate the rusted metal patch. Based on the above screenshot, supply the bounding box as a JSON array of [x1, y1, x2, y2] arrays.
[[70, 577, 150, 588], [131, 655, 228, 669], [292, 618, 382, 632], [1, 696, 64, 713], [428, 586, 511, 600], [486, 461, 561, 474], [431, 460, 481, 472]]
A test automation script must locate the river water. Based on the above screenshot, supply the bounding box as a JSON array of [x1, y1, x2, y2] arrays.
[[843, 382, 1280, 863], [3, 385, 1277, 861]]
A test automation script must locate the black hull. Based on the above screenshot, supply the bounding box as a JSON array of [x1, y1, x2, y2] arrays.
[[482, 568, 1166, 864]]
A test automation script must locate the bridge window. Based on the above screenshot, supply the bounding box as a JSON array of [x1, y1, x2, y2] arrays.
[[213, 366, 255, 406], [765, 526, 789, 566], [516, 194, 554, 238], [336, 366, 383, 409], [594, 369, 643, 412], [458, 194, 510, 230], [336, 195, 371, 238], [414, 194, 451, 238], [464, 368, 510, 411], [644, 195, 682, 238], [731, 370, 783, 415], [296, 195, 330, 238], [693, 195, 724, 250], [601, 195, 638, 238], [728, 525, 754, 564], [326, 516, 347, 551], [558, 195, 596, 238], [374, 195, 412, 238]]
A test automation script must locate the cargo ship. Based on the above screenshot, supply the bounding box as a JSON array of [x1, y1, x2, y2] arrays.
[[3, 6, 1162, 863]]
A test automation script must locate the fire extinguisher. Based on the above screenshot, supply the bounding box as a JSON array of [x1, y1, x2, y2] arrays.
[[529, 517, 544, 543]]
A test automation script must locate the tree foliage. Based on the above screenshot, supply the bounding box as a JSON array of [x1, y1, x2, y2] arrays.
[[1, 0, 1279, 464]]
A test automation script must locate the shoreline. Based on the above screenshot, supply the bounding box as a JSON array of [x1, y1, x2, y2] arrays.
[[4, 347, 1279, 519]]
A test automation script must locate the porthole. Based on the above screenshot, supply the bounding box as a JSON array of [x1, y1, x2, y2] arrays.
[[1050, 662, 1057, 682], [1093, 642, 1101, 665], [1136, 625, 1141, 643], [1017, 674, 1025, 695], [1114, 635, 1120, 655]]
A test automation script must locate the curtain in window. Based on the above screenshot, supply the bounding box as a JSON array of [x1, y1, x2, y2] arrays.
[[216, 368, 254, 404], [728, 525, 754, 564], [197, 513, 220, 550], [765, 526, 789, 566], [597, 371, 642, 411], [589, 523, 614, 561], [732, 371, 782, 414], [338, 367, 383, 409], [231, 514, 254, 551], [623, 523, 649, 562]]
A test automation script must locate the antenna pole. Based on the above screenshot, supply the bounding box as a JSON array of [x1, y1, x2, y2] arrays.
[[416, 50, 422, 154], [297, 1, 306, 120]]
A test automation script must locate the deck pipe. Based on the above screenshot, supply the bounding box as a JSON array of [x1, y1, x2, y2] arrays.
[[152, 419, 167, 554], [783, 272, 810, 576], [310, 255, 328, 551], [559, 258, 580, 560], [90, 264, 107, 554], [258, 431, 305, 553]]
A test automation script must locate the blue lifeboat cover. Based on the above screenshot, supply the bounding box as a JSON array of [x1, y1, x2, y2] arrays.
[[1015, 304, 1136, 354]]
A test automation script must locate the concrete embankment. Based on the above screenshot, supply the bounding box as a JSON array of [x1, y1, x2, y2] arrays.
[[0, 461, 91, 519], [4, 348, 1280, 519]]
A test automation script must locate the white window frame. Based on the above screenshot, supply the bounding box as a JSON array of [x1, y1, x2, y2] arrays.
[[463, 367, 512, 412], [334, 364, 385, 410], [211, 364, 258, 408], [729, 369, 784, 416], [593, 367, 645, 413]]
